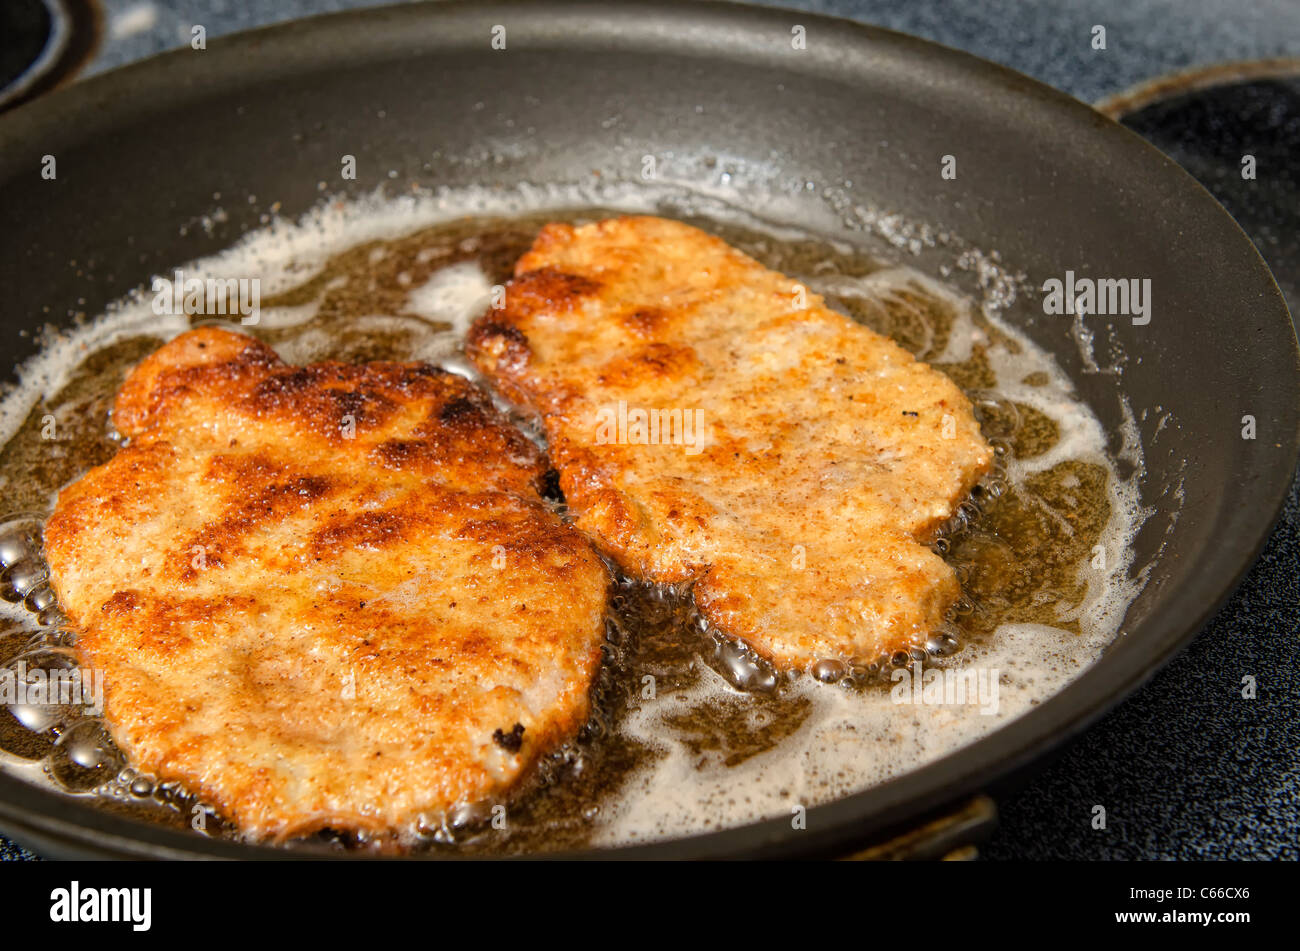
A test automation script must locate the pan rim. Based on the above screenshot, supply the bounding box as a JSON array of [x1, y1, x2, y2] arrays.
[[0, 0, 1296, 860]]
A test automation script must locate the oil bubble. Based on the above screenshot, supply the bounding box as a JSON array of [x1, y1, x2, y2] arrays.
[[48, 720, 124, 792]]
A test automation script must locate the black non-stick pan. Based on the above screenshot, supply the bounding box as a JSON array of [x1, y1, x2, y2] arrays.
[[0, 0, 1296, 859]]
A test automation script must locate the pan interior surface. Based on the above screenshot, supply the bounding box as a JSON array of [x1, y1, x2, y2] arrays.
[[0, 0, 1294, 859]]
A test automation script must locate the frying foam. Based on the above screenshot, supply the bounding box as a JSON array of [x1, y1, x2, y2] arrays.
[[0, 182, 1154, 847], [406, 260, 494, 336], [592, 261, 1151, 847]]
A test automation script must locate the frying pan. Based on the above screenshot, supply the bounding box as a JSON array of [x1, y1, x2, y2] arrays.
[[0, 0, 1295, 859]]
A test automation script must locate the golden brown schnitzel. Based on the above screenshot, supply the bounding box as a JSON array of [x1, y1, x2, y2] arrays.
[[44, 327, 610, 841], [468, 216, 992, 670]]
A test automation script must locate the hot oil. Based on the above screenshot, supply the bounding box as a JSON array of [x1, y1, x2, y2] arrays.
[[0, 197, 1144, 854]]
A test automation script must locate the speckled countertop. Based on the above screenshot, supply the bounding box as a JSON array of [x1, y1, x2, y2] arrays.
[[85, 0, 1300, 101], [2, 0, 1297, 860]]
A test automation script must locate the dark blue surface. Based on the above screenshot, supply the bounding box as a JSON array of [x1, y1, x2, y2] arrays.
[[984, 74, 1300, 860], [984, 483, 1299, 860]]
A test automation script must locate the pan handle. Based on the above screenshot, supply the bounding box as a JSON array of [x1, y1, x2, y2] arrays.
[[840, 794, 998, 860]]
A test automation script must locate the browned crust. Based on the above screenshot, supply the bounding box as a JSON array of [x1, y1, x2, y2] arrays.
[[44, 326, 610, 840], [469, 216, 992, 668]]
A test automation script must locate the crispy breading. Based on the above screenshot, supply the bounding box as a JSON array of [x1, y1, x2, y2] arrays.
[[44, 327, 610, 841], [469, 216, 992, 669]]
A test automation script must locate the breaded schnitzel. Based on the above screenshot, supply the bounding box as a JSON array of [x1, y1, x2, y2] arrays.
[[44, 327, 610, 841], [468, 216, 992, 670]]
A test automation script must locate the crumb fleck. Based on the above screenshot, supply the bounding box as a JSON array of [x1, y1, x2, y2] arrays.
[[492, 723, 525, 752]]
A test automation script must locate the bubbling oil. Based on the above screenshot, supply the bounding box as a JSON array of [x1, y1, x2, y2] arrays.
[[0, 184, 1149, 853]]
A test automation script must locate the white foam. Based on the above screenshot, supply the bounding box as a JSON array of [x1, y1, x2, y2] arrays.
[[0, 182, 1154, 848], [406, 260, 494, 336], [597, 617, 1107, 845]]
